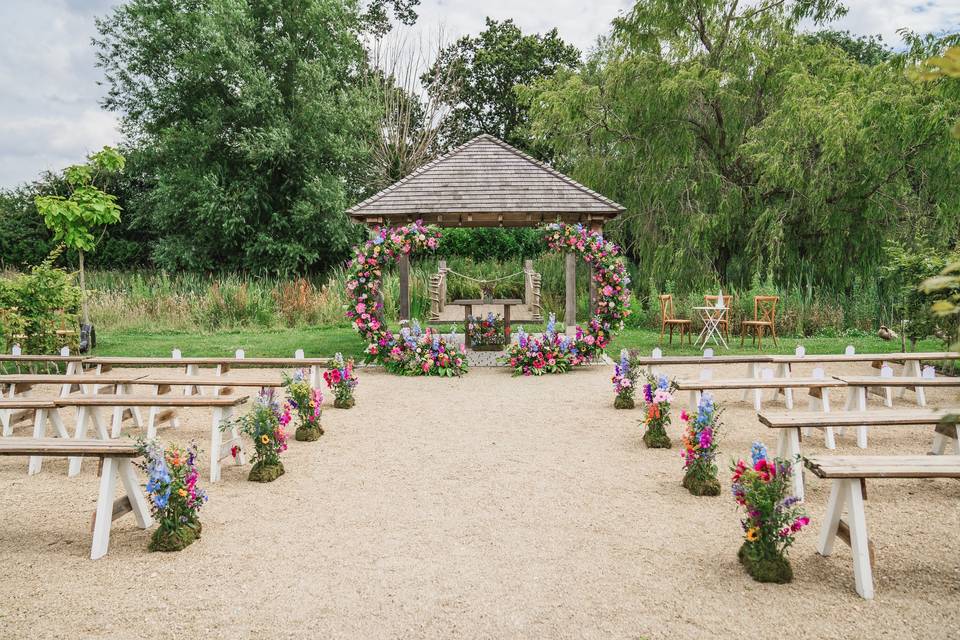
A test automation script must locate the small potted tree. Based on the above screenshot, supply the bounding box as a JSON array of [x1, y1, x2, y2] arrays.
[[34, 147, 125, 352]]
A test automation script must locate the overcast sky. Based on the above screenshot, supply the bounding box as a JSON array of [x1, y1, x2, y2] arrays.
[[1, 0, 958, 189]]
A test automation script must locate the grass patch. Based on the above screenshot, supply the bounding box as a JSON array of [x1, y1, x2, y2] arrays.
[[91, 325, 947, 359]]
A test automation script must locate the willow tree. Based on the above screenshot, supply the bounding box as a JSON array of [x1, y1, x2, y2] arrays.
[[521, 0, 960, 294]]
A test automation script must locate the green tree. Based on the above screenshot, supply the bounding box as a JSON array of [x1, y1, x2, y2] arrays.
[[34, 147, 125, 325], [425, 18, 580, 155], [521, 0, 960, 298], [93, 0, 401, 274]]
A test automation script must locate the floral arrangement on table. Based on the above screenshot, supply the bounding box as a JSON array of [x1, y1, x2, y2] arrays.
[[226, 389, 289, 482], [679, 392, 722, 496], [283, 369, 324, 441], [324, 352, 359, 407], [641, 373, 675, 448], [731, 442, 810, 583], [611, 349, 638, 408], [381, 321, 468, 377], [135, 439, 207, 552], [504, 222, 630, 371], [502, 314, 588, 376], [467, 312, 506, 350]]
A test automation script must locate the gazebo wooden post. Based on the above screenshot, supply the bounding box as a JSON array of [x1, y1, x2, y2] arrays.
[[565, 252, 576, 335], [398, 253, 410, 321]]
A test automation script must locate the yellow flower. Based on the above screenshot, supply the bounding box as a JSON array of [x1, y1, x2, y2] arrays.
[[745, 528, 759, 542], [178, 488, 188, 498], [260, 434, 270, 444]]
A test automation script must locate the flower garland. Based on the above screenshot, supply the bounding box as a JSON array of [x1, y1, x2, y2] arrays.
[[345, 220, 467, 376], [506, 223, 630, 375]]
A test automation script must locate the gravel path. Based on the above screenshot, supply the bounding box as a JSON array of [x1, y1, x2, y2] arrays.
[[1, 363, 958, 639]]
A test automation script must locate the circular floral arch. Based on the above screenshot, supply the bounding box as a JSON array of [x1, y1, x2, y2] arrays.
[[346, 220, 630, 376]]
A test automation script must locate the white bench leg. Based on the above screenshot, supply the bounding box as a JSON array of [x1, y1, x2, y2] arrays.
[[846, 479, 874, 599], [775, 428, 804, 500], [844, 387, 868, 448], [742, 363, 759, 401], [209, 406, 241, 482], [1, 385, 14, 436], [117, 459, 152, 529], [28, 408, 48, 475], [91, 457, 119, 559], [689, 390, 700, 413], [818, 479, 847, 557], [68, 407, 89, 477], [184, 364, 199, 396], [898, 360, 924, 405], [310, 365, 322, 388]]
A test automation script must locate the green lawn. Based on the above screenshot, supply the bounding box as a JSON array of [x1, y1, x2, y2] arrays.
[[92, 324, 948, 359]]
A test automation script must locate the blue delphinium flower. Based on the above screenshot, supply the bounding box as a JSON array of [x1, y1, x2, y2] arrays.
[[657, 374, 669, 390], [751, 441, 768, 466], [412, 320, 422, 337], [372, 235, 383, 245], [432, 334, 440, 352]]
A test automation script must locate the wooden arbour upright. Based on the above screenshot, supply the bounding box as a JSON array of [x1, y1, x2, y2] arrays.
[[347, 135, 626, 330]]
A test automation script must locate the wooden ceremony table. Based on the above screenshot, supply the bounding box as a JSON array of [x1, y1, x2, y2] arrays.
[[454, 298, 523, 347]]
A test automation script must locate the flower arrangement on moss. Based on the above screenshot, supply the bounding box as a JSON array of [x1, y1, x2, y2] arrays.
[[612, 350, 638, 408], [324, 352, 359, 407], [641, 373, 675, 448], [680, 393, 722, 496], [383, 321, 468, 377], [502, 314, 587, 376], [731, 443, 810, 583], [227, 389, 289, 482], [505, 223, 630, 372], [467, 312, 506, 350], [283, 369, 324, 441], [135, 439, 207, 552]]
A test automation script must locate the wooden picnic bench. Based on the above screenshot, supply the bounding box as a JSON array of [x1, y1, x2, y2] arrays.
[[84, 355, 330, 390], [53, 394, 250, 482], [771, 352, 960, 407], [0, 437, 152, 559], [0, 374, 149, 436], [758, 408, 960, 499], [805, 454, 960, 599], [674, 376, 846, 412]]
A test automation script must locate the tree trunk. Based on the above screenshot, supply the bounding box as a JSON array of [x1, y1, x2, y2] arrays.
[[78, 249, 90, 326]]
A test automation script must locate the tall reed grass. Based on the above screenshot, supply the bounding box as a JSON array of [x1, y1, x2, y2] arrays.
[[81, 262, 897, 336]]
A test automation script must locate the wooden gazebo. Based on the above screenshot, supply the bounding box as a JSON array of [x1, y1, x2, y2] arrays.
[[347, 134, 625, 329]]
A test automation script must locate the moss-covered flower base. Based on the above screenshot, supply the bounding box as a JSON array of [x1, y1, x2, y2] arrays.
[[334, 396, 355, 409], [248, 461, 285, 482], [295, 425, 323, 441], [614, 396, 635, 410], [682, 472, 721, 496], [738, 543, 794, 583], [148, 522, 201, 552], [643, 428, 672, 448]]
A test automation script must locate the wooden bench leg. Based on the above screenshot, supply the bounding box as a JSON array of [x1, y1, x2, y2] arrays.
[[91, 456, 119, 560], [688, 390, 700, 413], [845, 479, 874, 599], [1, 385, 13, 436], [68, 407, 90, 477], [209, 405, 242, 483], [817, 479, 847, 558], [26, 408, 70, 474]]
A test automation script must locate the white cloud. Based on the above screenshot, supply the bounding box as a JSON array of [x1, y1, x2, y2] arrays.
[[1, 0, 958, 188]]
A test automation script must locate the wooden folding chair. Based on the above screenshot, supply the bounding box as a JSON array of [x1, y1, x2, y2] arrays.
[[741, 295, 779, 349], [658, 295, 691, 345], [703, 294, 733, 341]]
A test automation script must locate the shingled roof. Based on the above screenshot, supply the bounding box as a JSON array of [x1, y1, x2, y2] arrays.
[[348, 134, 625, 228]]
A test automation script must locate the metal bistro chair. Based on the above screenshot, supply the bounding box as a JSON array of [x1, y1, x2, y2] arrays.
[[740, 295, 779, 349], [658, 294, 692, 346]]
